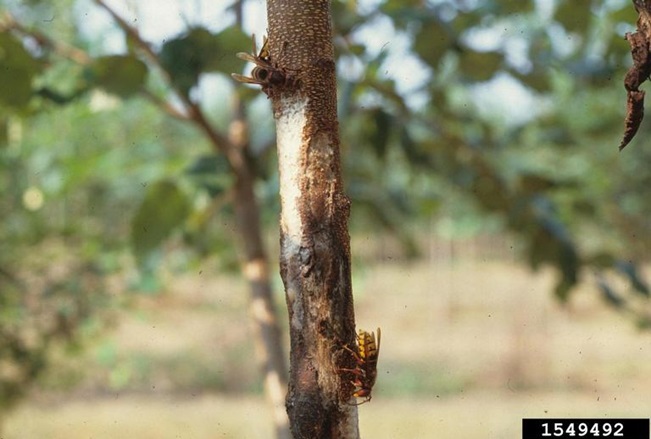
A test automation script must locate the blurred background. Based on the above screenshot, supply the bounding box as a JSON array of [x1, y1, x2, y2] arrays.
[[1, 0, 651, 437]]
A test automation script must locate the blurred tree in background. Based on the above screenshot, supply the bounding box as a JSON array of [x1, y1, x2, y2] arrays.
[[1, 0, 651, 435]]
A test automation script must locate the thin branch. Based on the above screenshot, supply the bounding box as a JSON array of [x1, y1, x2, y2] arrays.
[[93, 0, 161, 74], [140, 89, 189, 120], [0, 11, 91, 65], [6, 2, 233, 160], [93, 0, 233, 158], [2, 11, 192, 121]]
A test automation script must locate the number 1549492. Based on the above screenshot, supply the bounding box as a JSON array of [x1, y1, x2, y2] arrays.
[[522, 419, 649, 439]]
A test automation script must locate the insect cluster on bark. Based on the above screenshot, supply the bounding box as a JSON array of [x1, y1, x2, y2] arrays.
[[231, 35, 294, 97], [620, 0, 651, 150], [339, 328, 381, 405]]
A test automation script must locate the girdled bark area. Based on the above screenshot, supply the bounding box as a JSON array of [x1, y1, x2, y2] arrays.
[[267, 1, 359, 438]]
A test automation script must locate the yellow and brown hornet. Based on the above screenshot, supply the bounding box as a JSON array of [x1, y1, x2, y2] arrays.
[[231, 35, 289, 91], [340, 328, 381, 405]]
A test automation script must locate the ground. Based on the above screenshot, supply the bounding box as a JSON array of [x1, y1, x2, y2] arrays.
[[5, 258, 651, 438]]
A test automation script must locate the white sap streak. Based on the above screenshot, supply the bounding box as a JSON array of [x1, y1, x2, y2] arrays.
[[276, 96, 308, 249], [276, 96, 309, 329]]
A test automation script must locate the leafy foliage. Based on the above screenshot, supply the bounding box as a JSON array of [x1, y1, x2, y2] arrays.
[[0, 256, 111, 410], [334, 0, 651, 309], [160, 26, 250, 96], [87, 55, 148, 98], [1, 0, 651, 418], [130, 179, 191, 270], [0, 32, 42, 109]]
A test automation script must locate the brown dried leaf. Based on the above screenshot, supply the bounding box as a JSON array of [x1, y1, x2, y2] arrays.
[[619, 1, 651, 150], [620, 89, 645, 150], [626, 32, 651, 88]]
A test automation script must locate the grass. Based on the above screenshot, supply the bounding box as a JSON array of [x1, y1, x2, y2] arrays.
[[5, 258, 651, 438]]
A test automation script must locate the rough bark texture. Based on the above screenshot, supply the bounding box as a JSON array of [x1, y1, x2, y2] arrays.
[[267, 0, 359, 438]]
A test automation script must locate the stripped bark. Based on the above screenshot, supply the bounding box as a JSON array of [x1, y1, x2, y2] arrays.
[[266, 0, 359, 437]]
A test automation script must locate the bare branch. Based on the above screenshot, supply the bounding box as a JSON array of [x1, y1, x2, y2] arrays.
[[93, 0, 234, 157], [139, 89, 189, 121], [93, 0, 159, 67]]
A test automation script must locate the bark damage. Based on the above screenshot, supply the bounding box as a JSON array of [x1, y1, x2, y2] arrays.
[[267, 0, 359, 438], [620, 0, 651, 150]]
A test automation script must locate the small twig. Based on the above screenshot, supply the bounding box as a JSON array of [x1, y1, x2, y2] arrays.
[[2, 11, 193, 121], [93, 0, 232, 157], [140, 89, 189, 121], [1, 11, 91, 65], [93, 0, 161, 74]]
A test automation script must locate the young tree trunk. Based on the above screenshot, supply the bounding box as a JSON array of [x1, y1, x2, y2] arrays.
[[267, 1, 359, 437]]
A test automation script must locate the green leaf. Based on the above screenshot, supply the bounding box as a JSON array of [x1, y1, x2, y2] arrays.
[[413, 23, 454, 67], [588, 252, 616, 268], [0, 32, 42, 109], [512, 69, 551, 93], [212, 27, 252, 76], [0, 118, 8, 145], [36, 87, 85, 105], [381, 0, 429, 27], [496, 0, 534, 14], [518, 173, 557, 194], [400, 126, 430, 165], [185, 154, 233, 197], [87, 55, 147, 98], [458, 50, 503, 82], [331, 0, 367, 36], [608, 3, 636, 25], [522, 205, 579, 297], [370, 109, 392, 159], [555, 0, 592, 34], [554, 278, 574, 302], [160, 30, 205, 96], [130, 180, 191, 268], [160, 27, 249, 95]]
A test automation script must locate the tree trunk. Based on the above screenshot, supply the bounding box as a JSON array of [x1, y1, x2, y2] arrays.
[[267, 1, 360, 437]]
